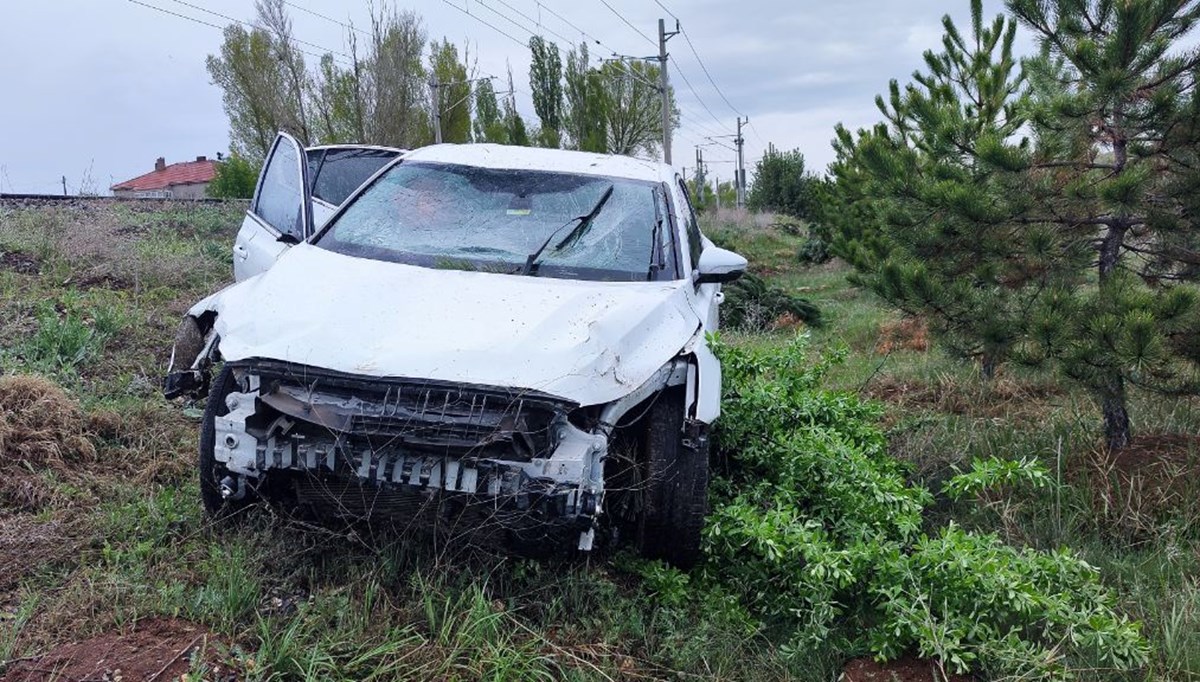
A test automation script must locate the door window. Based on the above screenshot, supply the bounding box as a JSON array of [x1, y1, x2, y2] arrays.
[[253, 138, 307, 240], [676, 179, 703, 271], [311, 149, 400, 206]]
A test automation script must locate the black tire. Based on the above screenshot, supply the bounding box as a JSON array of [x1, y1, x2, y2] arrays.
[[636, 389, 709, 569], [199, 365, 252, 517]]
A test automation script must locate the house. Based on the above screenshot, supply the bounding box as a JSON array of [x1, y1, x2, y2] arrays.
[[110, 156, 218, 199]]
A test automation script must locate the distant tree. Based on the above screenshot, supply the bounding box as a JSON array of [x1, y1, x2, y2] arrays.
[[254, 0, 311, 144], [206, 24, 303, 162], [687, 175, 715, 212], [503, 68, 530, 146], [528, 36, 564, 148], [473, 78, 507, 143], [597, 60, 676, 157], [429, 39, 471, 143], [564, 43, 607, 152], [748, 146, 815, 219], [207, 154, 259, 199], [366, 7, 431, 147], [312, 42, 366, 144]]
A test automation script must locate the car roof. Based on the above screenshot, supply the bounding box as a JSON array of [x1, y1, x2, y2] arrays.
[[399, 144, 673, 184], [306, 144, 407, 154]]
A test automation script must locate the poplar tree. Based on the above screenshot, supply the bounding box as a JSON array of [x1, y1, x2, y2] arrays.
[[528, 36, 564, 148], [473, 78, 507, 143], [429, 39, 471, 143]]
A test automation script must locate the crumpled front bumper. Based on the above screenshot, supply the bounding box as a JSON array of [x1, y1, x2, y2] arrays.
[[213, 360, 607, 530]]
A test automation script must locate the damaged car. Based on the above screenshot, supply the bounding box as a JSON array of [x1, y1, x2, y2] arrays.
[[166, 134, 746, 567]]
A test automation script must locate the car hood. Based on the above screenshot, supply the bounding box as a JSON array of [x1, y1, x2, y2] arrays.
[[194, 243, 702, 405]]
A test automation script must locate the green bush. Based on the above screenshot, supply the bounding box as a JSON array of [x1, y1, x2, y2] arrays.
[[701, 335, 1148, 679], [797, 235, 831, 265], [720, 273, 822, 331]]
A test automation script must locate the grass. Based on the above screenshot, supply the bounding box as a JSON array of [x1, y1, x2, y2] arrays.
[[1, 200, 1198, 679]]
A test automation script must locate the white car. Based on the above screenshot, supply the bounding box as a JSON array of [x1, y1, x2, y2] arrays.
[[166, 135, 746, 566]]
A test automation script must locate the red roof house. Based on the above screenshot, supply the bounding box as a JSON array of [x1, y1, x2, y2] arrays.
[[110, 156, 219, 199]]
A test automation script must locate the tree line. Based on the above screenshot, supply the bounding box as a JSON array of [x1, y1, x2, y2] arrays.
[[205, 0, 678, 180], [815, 0, 1200, 451]]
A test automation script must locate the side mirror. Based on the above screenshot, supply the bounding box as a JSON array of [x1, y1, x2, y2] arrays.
[[694, 246, 747, 284]]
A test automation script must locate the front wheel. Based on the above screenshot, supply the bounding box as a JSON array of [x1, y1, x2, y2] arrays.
[[636, 389, 709, 569], [198, 365, 252, 518]]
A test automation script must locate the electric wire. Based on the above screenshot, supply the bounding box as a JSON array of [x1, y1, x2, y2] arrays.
[[126, 0, 345, 65], [472, 0, 540, 44], [283, 1, 370, 38], [438, 0, 527, 48], [163, 0, 353, 62], [490, 0, 575, 46], [596, 0, 658, 49]]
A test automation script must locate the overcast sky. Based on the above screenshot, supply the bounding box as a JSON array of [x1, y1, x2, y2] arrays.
[[0, 0, 1022, 194]]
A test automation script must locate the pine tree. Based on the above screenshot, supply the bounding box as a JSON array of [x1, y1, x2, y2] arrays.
[[1003, 0, 1200, 449], [828, 0, 1036, 379], [829, 0, 1200, 450]]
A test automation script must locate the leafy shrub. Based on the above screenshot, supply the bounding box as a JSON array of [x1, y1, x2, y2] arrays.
[[702, 335, 1149, 679], [720, 273, 822, 331]]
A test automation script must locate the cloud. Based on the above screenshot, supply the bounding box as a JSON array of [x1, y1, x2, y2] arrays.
[[0, 0, 1018, 192]]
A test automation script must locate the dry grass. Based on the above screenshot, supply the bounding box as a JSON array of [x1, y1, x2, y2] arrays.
[[875, 317, 930, 354]]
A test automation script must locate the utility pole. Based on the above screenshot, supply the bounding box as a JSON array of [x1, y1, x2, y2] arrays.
[[735, 116, 747, 209], [61, 175, 67, 196], [658, 19, 679, 165], [694, 146, 705, 190], [714, 175, 721, 211], [432, 80, 443, 144]]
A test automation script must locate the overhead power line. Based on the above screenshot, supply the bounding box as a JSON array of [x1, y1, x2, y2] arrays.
[[473, 0, 540, 44], [653, 0, 748, 120], [164, 0, 352, 62], [438, 0, 527, 48], [597, 0, 658, 49], [283, 1, 370, 38], [128, 0, 222, 31], [126, 0, 345, 64], [489, 0, 574, 46]]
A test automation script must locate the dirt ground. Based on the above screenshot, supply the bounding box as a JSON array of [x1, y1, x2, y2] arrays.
[[2, 618, 226, 682], [842, 656, 973, 682]]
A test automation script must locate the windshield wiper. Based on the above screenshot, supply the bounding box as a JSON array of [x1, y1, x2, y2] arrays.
[[520, 184, 615, 276], [647, 186, 666, 280]]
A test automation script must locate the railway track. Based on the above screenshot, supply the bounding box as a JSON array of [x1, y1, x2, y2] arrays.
[[0, 192, 246, 204]]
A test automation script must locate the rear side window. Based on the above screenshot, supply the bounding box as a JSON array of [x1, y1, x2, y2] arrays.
[[311, 149, 399, 206], [254, 141, 305, 239], [677, 179, 703, 270]]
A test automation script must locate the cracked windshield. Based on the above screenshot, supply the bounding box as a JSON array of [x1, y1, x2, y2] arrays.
[[316, 163, 676, 281]]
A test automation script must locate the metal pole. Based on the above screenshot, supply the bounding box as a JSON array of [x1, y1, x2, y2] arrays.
[[735, 117, 746, 209], [431, 79, 443, 144], [658, 19, 675, 165], [714, 175, 720, 210]]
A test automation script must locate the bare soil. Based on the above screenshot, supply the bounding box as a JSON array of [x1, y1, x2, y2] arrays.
[[843, 656, 973, 682], [2, 618, 226, 682]]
